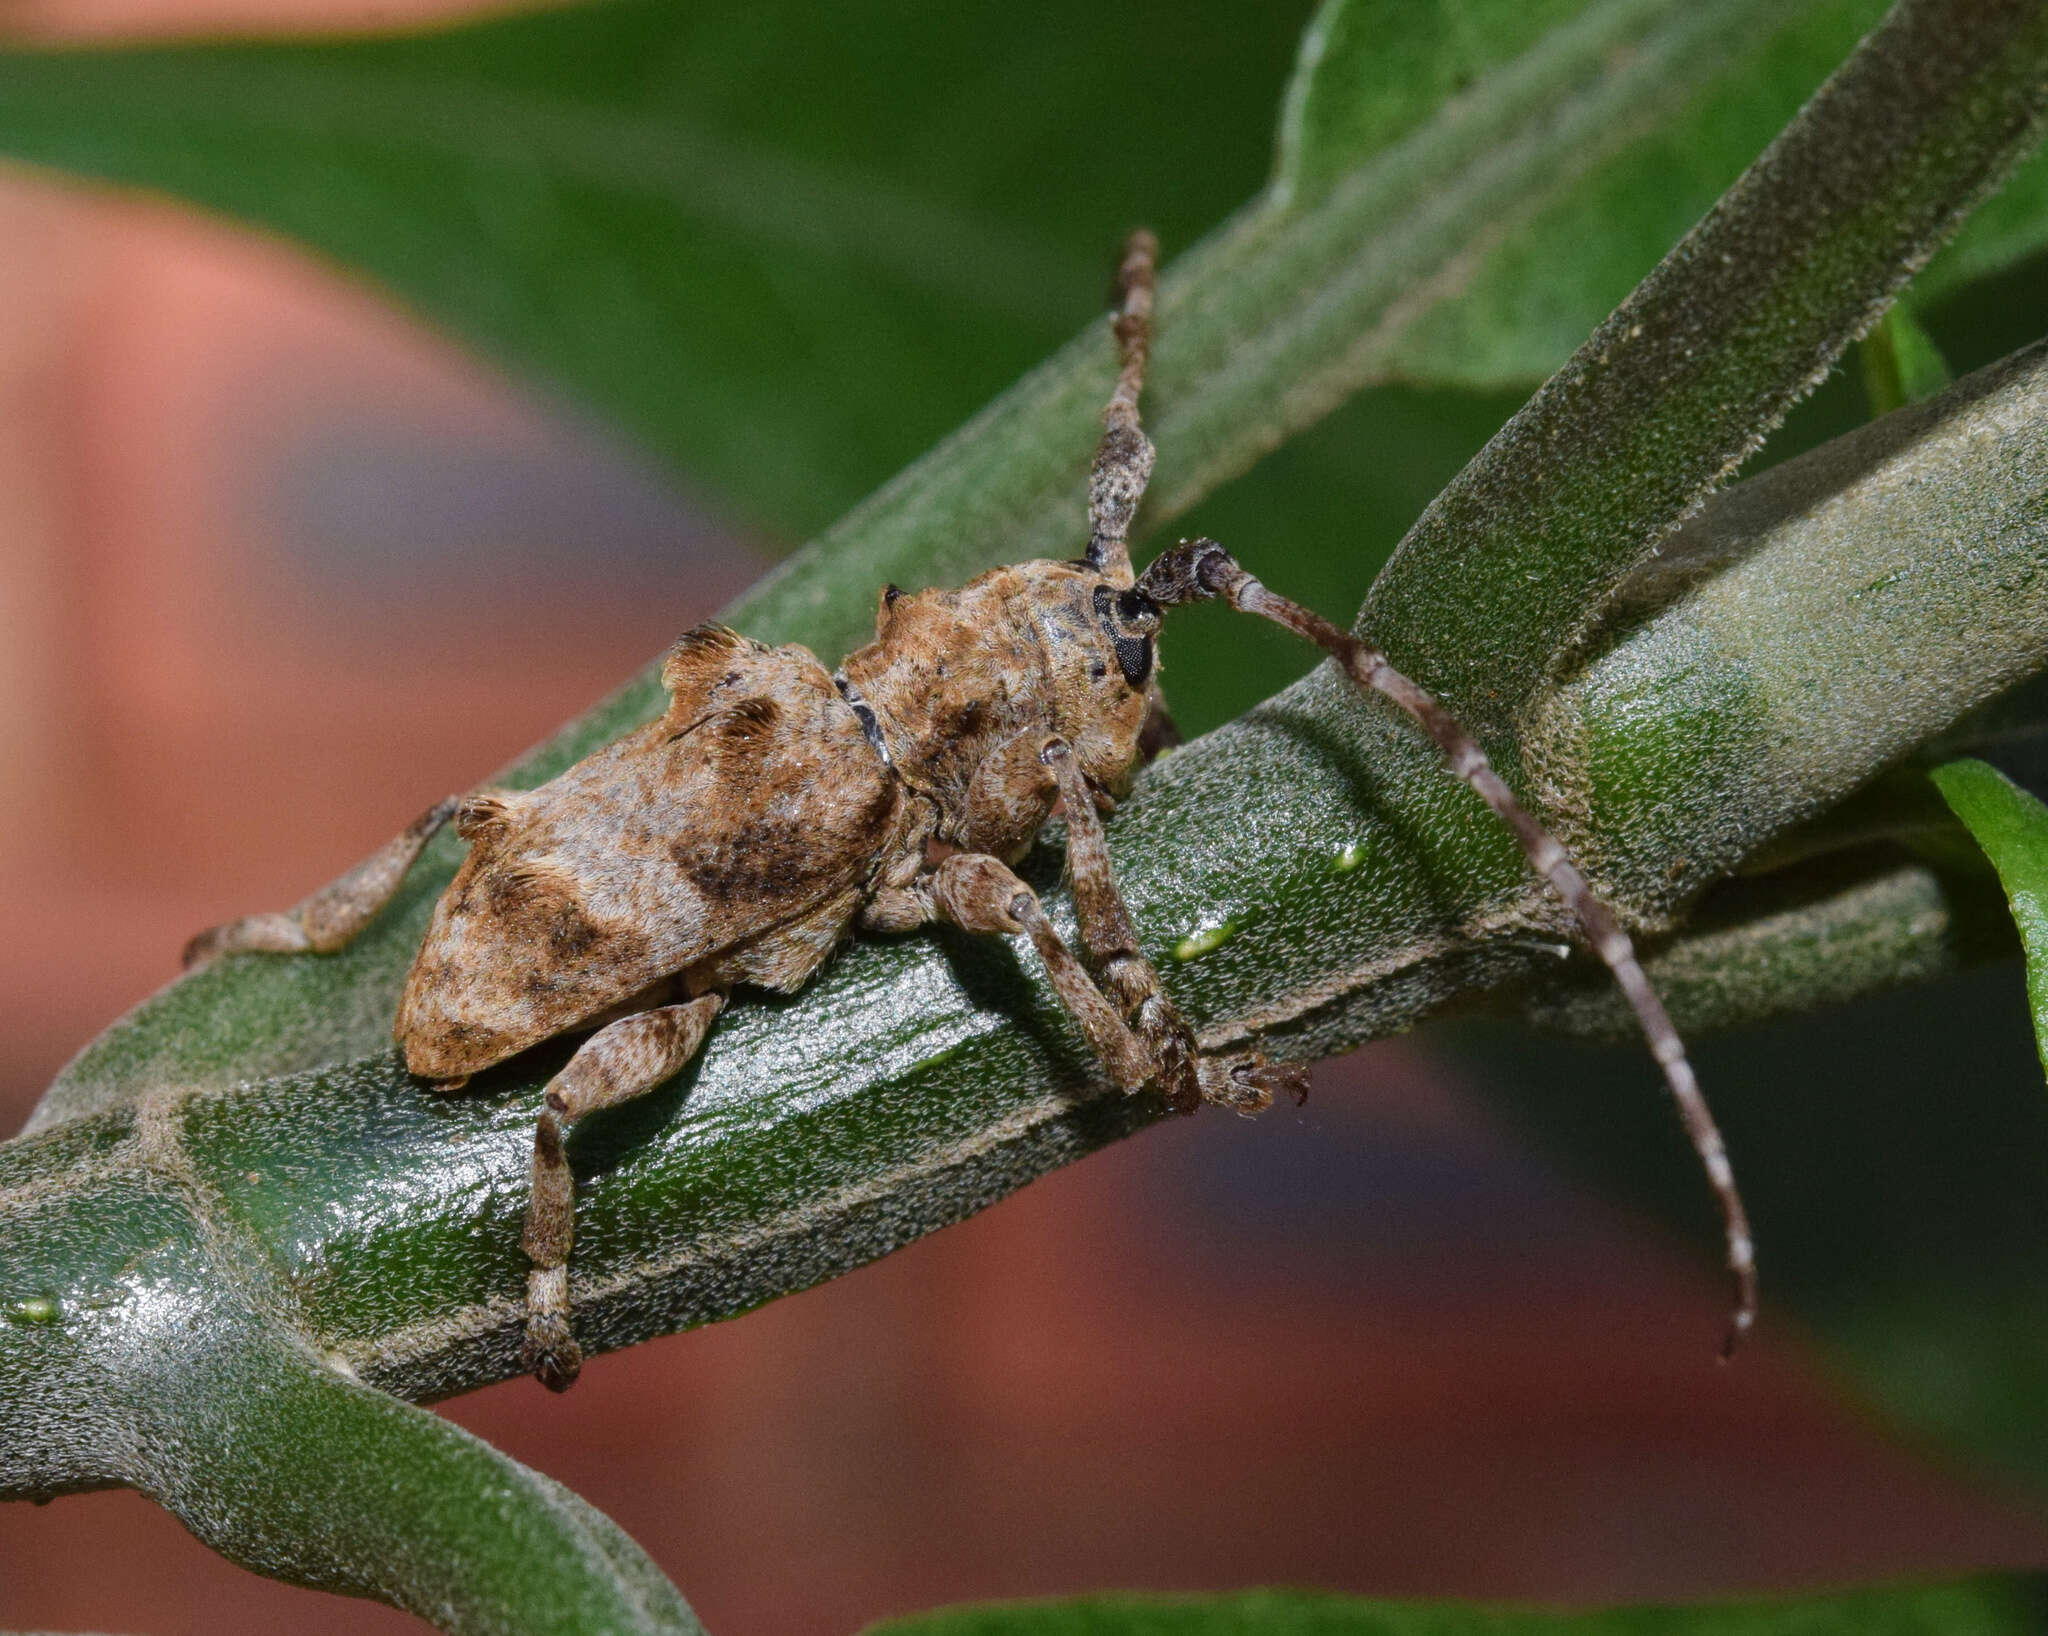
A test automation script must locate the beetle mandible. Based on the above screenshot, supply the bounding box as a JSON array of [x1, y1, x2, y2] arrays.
[[186, 231, 1754, 1391]]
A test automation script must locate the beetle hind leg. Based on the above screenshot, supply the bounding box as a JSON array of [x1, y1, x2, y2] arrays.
[[183, 793, 466, 967], [522, 991, 726, 1392]]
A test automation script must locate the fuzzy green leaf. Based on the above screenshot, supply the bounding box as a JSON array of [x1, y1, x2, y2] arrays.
[[1279, 0, 2048, 393], [0, 1143, 704, 1635], [1363, 0, 2048, 748], [1270, 0, 1596, 209], [1933, 757, 2048, 1077]]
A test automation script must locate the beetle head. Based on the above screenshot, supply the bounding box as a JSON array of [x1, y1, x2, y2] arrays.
[[1027, 569, 1162, 791]]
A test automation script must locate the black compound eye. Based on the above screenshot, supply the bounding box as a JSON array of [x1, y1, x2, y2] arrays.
[[1092, 582, 1156, 685], [1112, 631, 1154, 687]]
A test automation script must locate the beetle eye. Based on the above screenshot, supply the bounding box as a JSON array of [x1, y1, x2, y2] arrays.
[[1092, 581, 1157, 684], [1111, 631, 1154, 687]]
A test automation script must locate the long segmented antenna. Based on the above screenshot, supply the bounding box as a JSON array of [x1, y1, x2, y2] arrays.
[[1135, 537, 1758, 1358], [1085, 229, 1158, 582]]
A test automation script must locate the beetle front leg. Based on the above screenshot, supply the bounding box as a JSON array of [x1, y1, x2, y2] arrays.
[[1040, 739, 1307, 1117], [183, 793, 467, 966], [933, 854, 1157, 1090], [523, 991, 726, 1391], [868, 845, 1298, 1117], [960, 729, 1059, 861]]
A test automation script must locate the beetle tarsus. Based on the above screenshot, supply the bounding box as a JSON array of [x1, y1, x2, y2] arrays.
[[522, 1308, 583, 1394]]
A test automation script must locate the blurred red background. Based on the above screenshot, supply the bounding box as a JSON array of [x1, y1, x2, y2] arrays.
[[3, 5, 2048, 1634]]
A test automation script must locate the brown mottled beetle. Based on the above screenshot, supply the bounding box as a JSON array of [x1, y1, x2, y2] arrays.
[[187, 233, 1754, 1391]]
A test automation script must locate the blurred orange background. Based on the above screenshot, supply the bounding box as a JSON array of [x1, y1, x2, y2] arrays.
[[2, 4, 2047, 1634]]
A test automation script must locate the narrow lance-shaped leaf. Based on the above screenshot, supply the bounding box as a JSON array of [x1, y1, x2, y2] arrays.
[[0, 1127, 706, 1635], [1932, 757, 2048, 1077], [1527, 328, 2048, 912], [1364, 0, 2048, 752], [1509, 335, 2048, 1038]]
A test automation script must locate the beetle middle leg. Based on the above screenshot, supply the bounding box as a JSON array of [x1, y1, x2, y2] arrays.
[[870, 853, 1156, 1090], [522, 990, 726, 1391]]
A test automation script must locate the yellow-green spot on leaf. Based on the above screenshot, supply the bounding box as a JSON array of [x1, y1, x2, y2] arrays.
[[1331, 842, 1367, 873], [1852, 565, 1912, 601], [1173, 922, 1236, 962], [8, 1296, 60, 1326]]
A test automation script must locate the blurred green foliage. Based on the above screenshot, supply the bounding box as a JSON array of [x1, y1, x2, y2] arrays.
[[1861, 301, 1954, 415], [0, 0, 1317, 537]]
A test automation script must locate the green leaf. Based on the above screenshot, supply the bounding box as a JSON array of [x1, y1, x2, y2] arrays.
[[1363, 0, 2048, 751], [0, 1145, 704, 1635], [1917, 139, 2048, 305], [1932, 757, 2048, 1078], [1270, 0, 1597, 209], [1278, 0, 1889, 389], [1278, 0, 2048, 396], [1861, 300, 1954, 416], [864, 1582, 2048, 1635]]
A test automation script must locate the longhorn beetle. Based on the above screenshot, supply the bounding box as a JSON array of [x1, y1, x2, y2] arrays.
[[186, 231, 1755, 1391]]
